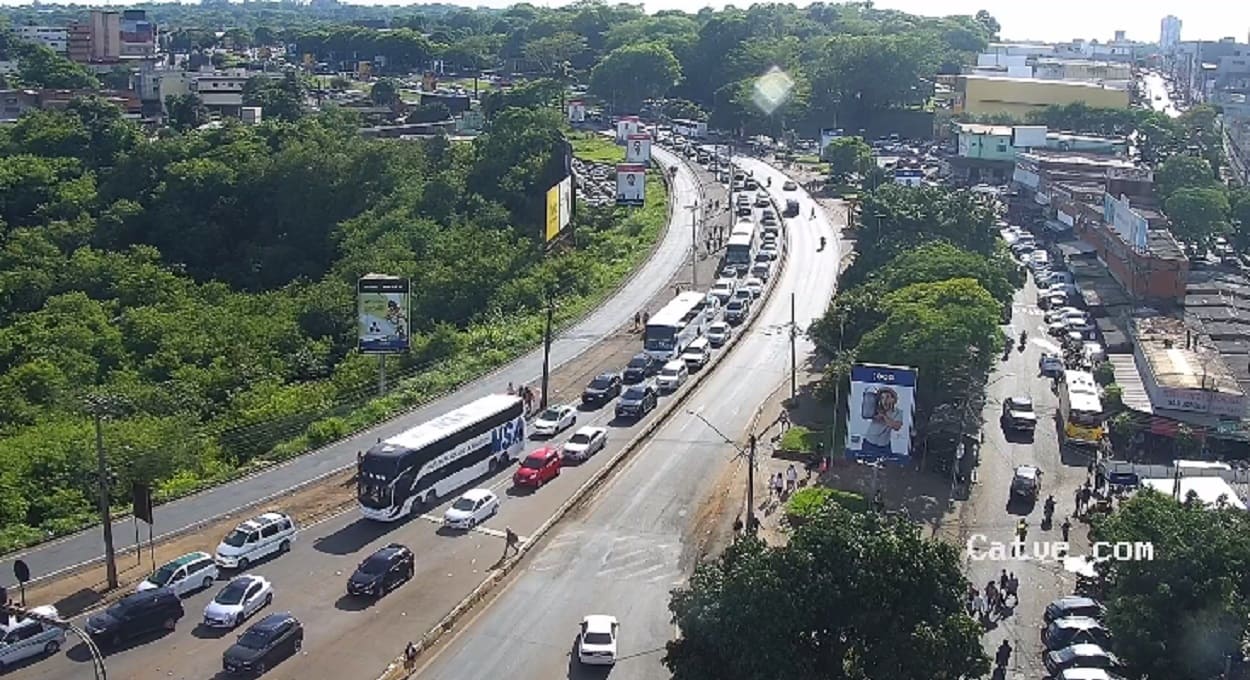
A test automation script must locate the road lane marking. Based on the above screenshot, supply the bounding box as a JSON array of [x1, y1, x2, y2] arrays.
[[416, 514, 528, 542]]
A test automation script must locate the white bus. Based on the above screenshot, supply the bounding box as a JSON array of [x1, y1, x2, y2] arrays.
[[1058, 370, 1104, 446], [672, 118, 708, 139], [724, 220, 758, 273], [358, 394, 526, 521], [644, 291, 711, 361]]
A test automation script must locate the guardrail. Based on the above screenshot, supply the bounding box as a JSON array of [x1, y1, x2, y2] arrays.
[[374, 173, 791, 680]]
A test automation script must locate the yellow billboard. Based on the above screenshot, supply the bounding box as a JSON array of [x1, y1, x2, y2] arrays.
[[545, 184, 560, 242]]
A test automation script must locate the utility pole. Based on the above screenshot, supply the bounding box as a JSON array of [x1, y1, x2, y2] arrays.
[[790, 293, 797, 401], [541, 290, 554, 411], [85, 395, 120, 591], [378, 355, 386, 397], [685, 202, 699, 288], [687, 409, 757, 534]]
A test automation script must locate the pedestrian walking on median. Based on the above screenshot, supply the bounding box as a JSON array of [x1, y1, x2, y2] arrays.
[[772, 473, 784, 499], [503, 527, 520, 558], [507, 382, 515, 395], [1074, 487, 1084, 516], [973, 590, 987, 624], [785, 464, 798, 494], [1061, 516, 1072, 542], [633, 311, 641, 331], [1007, 573, 1019, 606], [999, 569, 1010, 593], [985, 581, 1000, 618], [995, 639, 1012, 669]]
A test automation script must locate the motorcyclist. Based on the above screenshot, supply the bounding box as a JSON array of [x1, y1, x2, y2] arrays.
[[1019, 329, 1028, 346], [819, 236, 826, 250], [810, 207, 816, 219], [767, 176, 772, 187], [1044, 494, 1056, 521]]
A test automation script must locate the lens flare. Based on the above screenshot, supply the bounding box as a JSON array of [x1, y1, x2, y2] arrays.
[[752, 67, 794, 115]]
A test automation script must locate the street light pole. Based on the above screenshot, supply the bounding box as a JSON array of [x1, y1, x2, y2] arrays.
[[541, 289, 554, 411], [685, 202, 699, 288], [83, 394, 122, 591], [790, 293, 797, 401], [687, 409, 758, 534]]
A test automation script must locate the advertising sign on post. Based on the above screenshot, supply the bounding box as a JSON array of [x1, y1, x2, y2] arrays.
[[625, 134, 652, 163], [616, 164, 646, 206], [846, 363, 917, 462], [567, 100, 586, 123], [358, 275, 410, 354], [558, 175, 573, 229], [819, 128, 844, 159], [545, 175, 574, 242], [615, 116, 641, 143]]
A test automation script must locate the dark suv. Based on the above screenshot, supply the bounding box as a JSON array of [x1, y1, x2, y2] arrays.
[[581, 372, 623, 407], [615, 381, 658, 420], [347, 543, 415, 598], [223, 612, 304, 675], [623, 353, 658, 383], [85, 588, 185, 648]]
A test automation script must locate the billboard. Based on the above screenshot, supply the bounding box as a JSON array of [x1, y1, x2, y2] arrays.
[[819, 128, 843, 159], [358, 275, 410, 354], [846, 363, 917, 462], [893, 168, 923, 187], [625, 134, 652, 163], [616, 164, 646, 206], [567, 100, 586, 123], [544, 175, 574, 242], [1103, 192, 1148, 252], [615, 116, 641, 143]]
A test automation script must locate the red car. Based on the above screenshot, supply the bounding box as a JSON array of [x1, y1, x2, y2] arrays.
[[513, 447, 562, 488]]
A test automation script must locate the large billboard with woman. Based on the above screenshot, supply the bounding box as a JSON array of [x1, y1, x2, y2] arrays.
[[846, 363, 916, 462]]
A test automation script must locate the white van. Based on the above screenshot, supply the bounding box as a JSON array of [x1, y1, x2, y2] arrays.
[[0, 605, 65, 669], [681, 337, 711, 371], [214, 511, 297, 569], [656, 359, 689, 392]]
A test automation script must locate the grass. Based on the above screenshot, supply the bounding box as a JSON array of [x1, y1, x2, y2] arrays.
[[570, 132, 625, 164], [779, 426, 822, 453], [785, 487, 868, 525]]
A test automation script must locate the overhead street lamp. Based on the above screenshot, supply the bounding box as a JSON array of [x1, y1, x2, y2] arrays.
[[687, 409, 760, 534]]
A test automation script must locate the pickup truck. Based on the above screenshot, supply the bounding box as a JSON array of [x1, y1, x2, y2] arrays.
[[1001, 396, 1038, 431]]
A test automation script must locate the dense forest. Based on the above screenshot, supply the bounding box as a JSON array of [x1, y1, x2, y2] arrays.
[[0, 98, 665, 552]]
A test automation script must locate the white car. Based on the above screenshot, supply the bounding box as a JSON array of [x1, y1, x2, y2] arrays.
[[214, 511, 296, 569], [531, 404, 577, 437], [760, 242, 779, 260], [563, 426, 608, 462], [710, 279, 735, 304], [707, 322, 731, 347], [578, 614, 619, 666], [443, 488, 500, 530], [202, 575, 273, 629], [743, 277, 763, 298], [138, 551, 219, 597], [0, 605, 65, 670], [1045, 307, 1087, 324]]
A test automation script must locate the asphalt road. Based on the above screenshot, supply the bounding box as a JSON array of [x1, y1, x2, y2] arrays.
[[1141, 72, 1181, 118], [0, 145, 698, 589], [412, 158, 842, 680], [964, 272, 1089, 679], [10, 150, 749, 680]]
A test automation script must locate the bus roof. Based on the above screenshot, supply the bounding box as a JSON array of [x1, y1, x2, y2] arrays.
[[726, 232, 753, 247], [1063, 370, 1098, 394], [730, 222, 756, 238], [378, 394, 521, 456], [647, 291, 706, 328]]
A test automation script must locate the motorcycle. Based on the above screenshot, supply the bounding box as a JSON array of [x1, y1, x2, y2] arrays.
[[818, 236, 826, 252], [1018, 330, 1028, 351]]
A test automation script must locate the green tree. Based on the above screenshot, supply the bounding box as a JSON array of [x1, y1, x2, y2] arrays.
[[1156, 154, 1217, 199], [102, 66, 132, 90], [522, 31, 585, 74], [14, 42, 98, 89], [823, 135, 872, 183], [406, 102, 450, 124], [243, 73, 306, 122], [1165, 186, 1229, 244], [1230, 188, 1250, 250], [1091, 490, 1250, 680], [589, 41, 681, 113], [164, 93, 208, 132], [370, 77, 399, 107], [666, 505, 989, 680]]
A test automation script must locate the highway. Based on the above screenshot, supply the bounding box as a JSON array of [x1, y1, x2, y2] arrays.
[[411, 157, 842, 680], [10, 148, 747, 680], [0, 145, 698, 588]]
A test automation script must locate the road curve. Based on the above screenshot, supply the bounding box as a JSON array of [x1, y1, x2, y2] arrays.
[[0, 146, 698, 587], [412, 158, 842, 680]]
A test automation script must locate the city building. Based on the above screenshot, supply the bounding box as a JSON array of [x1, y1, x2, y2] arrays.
[[189, 68, 251, 117], [1160, 15, 1182, 53], [15, 26, 68, 54], [68, 10, 156, 64], [0, 89, 40, 122], [950, 74, 1130, 119], [948, 123, 1127, 184]]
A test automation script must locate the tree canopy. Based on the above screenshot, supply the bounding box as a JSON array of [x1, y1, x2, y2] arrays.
[[666, 503, 989, 680], [1091, 490, 1250, 680]]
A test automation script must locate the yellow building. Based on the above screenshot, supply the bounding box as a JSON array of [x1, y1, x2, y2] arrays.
[[955, 75, 1130, 118]]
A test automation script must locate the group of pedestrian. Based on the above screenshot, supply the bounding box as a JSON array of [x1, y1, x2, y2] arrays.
[[966, 571, 1019, 624], [507, 382, 538, 415], [1074, 481, 1095, 517], [769, 464, 800, 499]]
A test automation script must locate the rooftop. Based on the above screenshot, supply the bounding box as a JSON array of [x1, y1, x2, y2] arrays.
[[1132, 317, 1244, 396], [1018, 150, 1138, 169], [961, 73, 1124, 90], [955, 122, 1013, 136], [1147, 229, 1187, 261]]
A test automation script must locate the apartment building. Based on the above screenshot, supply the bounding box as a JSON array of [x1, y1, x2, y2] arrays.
[[68, 10, 155, 64], [15, 26, 68, 54]]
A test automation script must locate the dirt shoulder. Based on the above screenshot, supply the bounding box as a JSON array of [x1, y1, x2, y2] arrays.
[[21, 153, 730, 622]]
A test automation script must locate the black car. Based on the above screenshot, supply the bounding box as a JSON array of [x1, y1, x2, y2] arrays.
[[581, 372, 623, 407], [623, 353, 658, 383], [223, 612, 304, 675], [85, 588, 185, 648], [615, 381, 658, 419], [347, 543, 415, 597], [1044, 596, 1106, 624]]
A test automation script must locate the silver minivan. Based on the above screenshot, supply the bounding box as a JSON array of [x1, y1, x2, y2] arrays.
[[0, 605, 65, 671], [215, 512, 297, 569], [681, 337, 711, 371], [656, 359, 689, 392]]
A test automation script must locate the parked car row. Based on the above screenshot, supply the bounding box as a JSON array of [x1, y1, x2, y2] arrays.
[[1040, 595, 1122, 679]]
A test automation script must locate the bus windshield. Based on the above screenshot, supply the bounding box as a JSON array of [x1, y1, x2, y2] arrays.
[[358, 481, 392, 509], [1069, 410, 1102, 427], [644, 325, 677, 351]]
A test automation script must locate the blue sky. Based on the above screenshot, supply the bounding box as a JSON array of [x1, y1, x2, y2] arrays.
[[411, 0, 1247, 45]]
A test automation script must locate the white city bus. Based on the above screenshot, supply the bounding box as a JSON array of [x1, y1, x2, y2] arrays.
[[724, 220, 758, 273], [1058, 370, 1104, 446], [358, 394, 526, 521], [644, 291, 711, 362], [672, 118, 708, 139]]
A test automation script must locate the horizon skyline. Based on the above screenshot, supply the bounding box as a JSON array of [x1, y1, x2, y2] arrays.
[[1, 0, 1246, 47]]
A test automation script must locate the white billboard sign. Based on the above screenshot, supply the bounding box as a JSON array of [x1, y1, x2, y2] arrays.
[[616, 163, 646, 206], [558, 175, 572, 229], [846, 363, 916, 462], [615, 116, 641, 143], [567, 100, 585, 123], [819, 128, 843, 158], [625, 134, 652, 163], [1103, 192, 1148, 252]]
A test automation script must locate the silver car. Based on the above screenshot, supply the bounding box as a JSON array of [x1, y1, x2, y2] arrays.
[[0, 605, 66, 671]]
